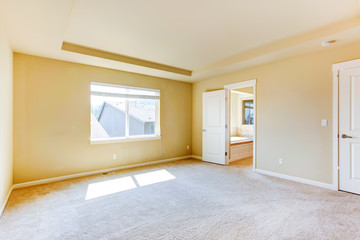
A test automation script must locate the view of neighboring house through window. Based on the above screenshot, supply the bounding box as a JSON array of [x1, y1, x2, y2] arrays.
[[90, 82, 160, 141]]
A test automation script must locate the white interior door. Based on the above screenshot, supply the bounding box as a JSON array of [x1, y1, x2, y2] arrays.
[[202, 90, 226, 165], [339, 67, 360, 194]]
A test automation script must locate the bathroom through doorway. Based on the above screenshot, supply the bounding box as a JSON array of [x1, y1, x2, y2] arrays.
[[225, 80, 256, 169]]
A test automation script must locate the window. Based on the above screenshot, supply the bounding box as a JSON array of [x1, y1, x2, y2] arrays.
[[242, 100, 254, 125], [90, 82, 160, 143]]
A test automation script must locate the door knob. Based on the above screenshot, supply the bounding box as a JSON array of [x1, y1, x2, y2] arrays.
[[203, 129, 206, 132], [341, 134, 353, 139]]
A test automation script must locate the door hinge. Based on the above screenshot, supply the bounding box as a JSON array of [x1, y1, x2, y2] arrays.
[[225, 124, 228, 128], [225, 152, 228, 156]]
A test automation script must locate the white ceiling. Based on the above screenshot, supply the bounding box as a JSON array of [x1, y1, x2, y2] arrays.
[[1, 0, 360, 82]]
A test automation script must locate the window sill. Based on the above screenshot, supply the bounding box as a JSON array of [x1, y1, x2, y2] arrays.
[[90, 135, 161, 145]]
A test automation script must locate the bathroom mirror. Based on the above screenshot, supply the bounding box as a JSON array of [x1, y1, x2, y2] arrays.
[[242, 100, 254, 125]]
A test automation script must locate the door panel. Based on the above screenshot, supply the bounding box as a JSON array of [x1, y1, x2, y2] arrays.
[[351, 76, 360, 131], [206, 95, 221, 127], [207, 134, 220, 155], [203, 90, 226, 165], [339, 67, 360, 194], [351, 143, 360, 180]]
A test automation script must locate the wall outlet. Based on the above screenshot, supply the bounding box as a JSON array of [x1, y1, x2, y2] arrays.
[[113, 154, 117, 160], [279, 158, 283, 165], [187, 145, 190, 150]]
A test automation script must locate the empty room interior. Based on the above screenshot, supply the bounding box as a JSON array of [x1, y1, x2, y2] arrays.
[[1, 0, 360, 239]]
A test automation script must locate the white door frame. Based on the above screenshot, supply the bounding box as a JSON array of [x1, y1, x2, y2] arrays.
[[224, 79, 257, 170], [332, 59, 360, 191]]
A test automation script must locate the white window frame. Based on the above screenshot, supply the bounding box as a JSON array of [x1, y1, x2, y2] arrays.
[[90, 82, 161, 144]]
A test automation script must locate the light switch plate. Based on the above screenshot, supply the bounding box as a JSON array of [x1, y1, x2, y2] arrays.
[[321, 119, 328, 127]]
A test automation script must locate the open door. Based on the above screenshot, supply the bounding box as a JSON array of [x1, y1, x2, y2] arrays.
[[202, 90, 226, 165], [339, 66, 360, 194]]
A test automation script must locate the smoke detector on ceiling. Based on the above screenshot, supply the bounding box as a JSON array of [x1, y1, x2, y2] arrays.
[[321, 40, 336, 47]]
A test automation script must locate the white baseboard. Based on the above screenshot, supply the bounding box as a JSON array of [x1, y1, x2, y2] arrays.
[[191, 155, 202, 160], [13, 155, 193, 189], [0, 185, 14, 218], [255, 169, 337, 190]]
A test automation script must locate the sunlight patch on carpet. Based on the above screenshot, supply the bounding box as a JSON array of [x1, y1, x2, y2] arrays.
[[86, 176, 136, 200], [134, 169, 176, 186], [85, 169, 176, 200]]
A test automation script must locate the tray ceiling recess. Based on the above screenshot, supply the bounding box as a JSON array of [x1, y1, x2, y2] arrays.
[[61, 42, 192, 76], [1, 0, 360, 81]]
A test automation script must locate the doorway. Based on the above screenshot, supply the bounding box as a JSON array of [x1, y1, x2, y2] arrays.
[[225, 80, 257, 170], [201, 80, 256, 167]]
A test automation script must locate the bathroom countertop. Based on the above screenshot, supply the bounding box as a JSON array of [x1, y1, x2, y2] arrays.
[[230, 137, 253, 145]]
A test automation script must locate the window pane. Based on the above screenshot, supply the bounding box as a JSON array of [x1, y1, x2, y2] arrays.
[[244, 108, 254, 125], [244, 101, 253, 108], [129, 99, 157, 136], [128, 88, 159, 97], [91, 95, 126, 139], [91, 84, 128, 94]]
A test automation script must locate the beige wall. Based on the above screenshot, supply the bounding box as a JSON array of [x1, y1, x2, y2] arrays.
[[10, 41, 360, 186], [0, 31, 13, 211], [230, 91, 240, 132], [13, 54, 192, 184], [193, 41, 360, 184]]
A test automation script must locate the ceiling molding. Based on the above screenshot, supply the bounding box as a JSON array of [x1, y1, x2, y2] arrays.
[[61, 42, 192, 76]]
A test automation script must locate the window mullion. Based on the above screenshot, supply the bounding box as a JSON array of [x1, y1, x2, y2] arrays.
[[125, 98, 129, 138], [156, 100, 160, 136]]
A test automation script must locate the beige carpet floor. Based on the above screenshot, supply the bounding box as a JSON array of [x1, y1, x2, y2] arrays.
[[1, 159, 360, 240]]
